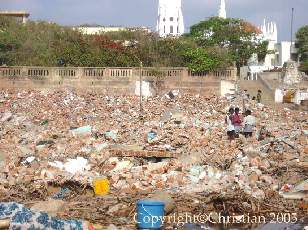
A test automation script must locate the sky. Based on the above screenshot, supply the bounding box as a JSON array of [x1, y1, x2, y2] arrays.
[[0, 0, 307, 41]]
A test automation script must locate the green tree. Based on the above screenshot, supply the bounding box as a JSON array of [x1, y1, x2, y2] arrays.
[[296, 25, 308, 73], [189, 17, 268, 70], [0, 17, 22, 65], [0, 16, 266, 72]]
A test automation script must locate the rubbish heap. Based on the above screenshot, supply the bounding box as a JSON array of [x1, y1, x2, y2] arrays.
[[0, 89, 307, 229]]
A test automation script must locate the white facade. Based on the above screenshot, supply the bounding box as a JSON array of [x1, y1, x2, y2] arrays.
[[135, 81, 153, 97], [74, 26, 151, 35], [75, 26, 126, 35], [221, 80, 235, 97], [156, 0, 185, 37], [275, 41, 296, 66], [256, 19, 298, 68], [259, 19, 278, 67], [218, 0, 227, 19]]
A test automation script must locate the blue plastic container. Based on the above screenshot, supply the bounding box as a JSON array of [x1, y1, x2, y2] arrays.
[[136, 200, 165, 229]]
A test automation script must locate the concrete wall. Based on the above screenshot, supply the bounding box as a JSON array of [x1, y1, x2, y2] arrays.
[[276, 42, 291, 66], [0, 66, 237, 96], [221, 80, 236, 96]]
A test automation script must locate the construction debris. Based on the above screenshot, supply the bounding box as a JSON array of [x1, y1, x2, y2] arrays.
[[0, 89, 307, 229]]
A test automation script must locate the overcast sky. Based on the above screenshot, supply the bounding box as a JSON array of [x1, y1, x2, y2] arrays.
[[1, 0, 307, 41]]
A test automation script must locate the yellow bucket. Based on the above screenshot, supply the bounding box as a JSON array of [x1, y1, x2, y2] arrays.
[[93, 177, 109, 196]]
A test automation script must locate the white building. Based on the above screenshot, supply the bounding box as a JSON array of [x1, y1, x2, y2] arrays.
[[259, 19, 298, 68], [218, 0, 227, 19], [74, 25, 151, 35], [156, 0, 185, 37], [275, 41, 297, 66], [260, 19, 278, 67], [0, 11, 29, 24]]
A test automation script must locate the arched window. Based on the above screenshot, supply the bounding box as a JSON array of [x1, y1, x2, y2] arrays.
[[170, 26, 173, 34], [170, 17, 174, 21]]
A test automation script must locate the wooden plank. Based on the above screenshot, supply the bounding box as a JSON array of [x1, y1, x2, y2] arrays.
[[108, 149, 175, 158]]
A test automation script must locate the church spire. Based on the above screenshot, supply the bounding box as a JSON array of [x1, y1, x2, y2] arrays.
[[156, 0, 184, 37], [218, 0, 227, 19]]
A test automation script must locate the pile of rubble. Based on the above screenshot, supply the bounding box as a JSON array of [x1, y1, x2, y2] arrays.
[[0, 89, 307, 228]]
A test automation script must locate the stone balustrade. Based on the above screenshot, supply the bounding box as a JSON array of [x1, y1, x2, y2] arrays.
[[0, 66, 237, 95], [0, 66, 236, 80]]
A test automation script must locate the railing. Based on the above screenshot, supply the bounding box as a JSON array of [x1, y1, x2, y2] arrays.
[[188, 70, 209, 77], [28, 68, 49, 78], [140, 68, 184, 77], [84, 68, 105, 77], [56, 68, 77, 77], [213, 69, 234, 79], [109, 68, 132, 77], [0, 66, 237, 80], [0, 67, 22, 77]]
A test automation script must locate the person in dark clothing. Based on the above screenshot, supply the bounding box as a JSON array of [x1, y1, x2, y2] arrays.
[[257, 90, 262, 103]]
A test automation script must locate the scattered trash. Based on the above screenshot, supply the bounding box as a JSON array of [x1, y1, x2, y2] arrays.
[[52, 187, 71, 199], [280, 179, 308, 200], [149, 191, 175, 215], [94, 142, 109, 152], [31, 199, 66, 216], [0, 111, 12, 122], [104, 130, 117, 140], [93, 176, 110, 196], [147, 130, 157, 143], [49, 157, 90, 174], [0, 202, 88, 229], [36, 140, 55, 146], [0, 89, 307, 228], [71, 125, 92, 135], [22, 156, 36, 165], [40, 119, 49, 126], [136, 200, 165, 229]]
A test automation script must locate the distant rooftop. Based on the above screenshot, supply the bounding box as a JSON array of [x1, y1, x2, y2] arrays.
[[0, 11, 30, 17], [77, 24, 149, 29]]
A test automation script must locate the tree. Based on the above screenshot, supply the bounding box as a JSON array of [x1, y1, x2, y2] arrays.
[[188, 17, 268, 70], [296, 25, 308, 73], [0, 16, 266, 72], [0, 17, 22, 65]]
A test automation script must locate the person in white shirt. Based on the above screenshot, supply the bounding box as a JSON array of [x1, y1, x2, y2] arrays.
[[243, 109, 256, 138], [225, 108, 235, 140]]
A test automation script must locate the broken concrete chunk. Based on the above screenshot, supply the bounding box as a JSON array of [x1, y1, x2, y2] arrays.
[[71, 125, 92, 135], [148, 191, 175, 215], [0, 111, 13, 122], [31, 199, 66, 217], [280, 179, 308, 201]]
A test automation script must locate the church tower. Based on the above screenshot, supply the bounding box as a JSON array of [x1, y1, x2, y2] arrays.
[[218, 0, 227, 19], [260, 19, 278, 67], [156, 0, 184, 37]]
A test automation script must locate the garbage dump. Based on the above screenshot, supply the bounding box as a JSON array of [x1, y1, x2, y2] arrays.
[[0, 89, 307, 229]]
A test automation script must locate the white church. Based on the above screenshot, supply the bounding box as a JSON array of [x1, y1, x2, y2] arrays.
[[156, 0, 185, 37], [157, 0, 227, 37], [76, 0, 297, 71], [156, 0, 297, 71]]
